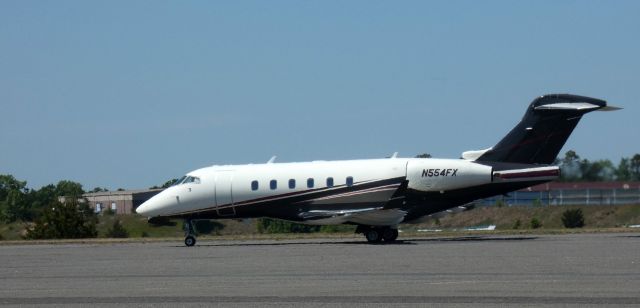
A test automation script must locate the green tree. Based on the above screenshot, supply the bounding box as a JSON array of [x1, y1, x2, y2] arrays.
[[512, 219, 522, 229], [161, 179, 179, 189], [561, 208, 585, 228], [0, 175, 30, 222], [151, 179, 178, 189], [558, 150, 581, 181], [0, 175, 27, 200], [557, 151, 626, 182], [194, 220, 225, 235], [631, 154, 640, 181], [580, 159, 615, 182], [415, 153, 432, 158], [530, 218, 542, 229], [1, 189, 28, 222], [26, 200, 97, 239], [21, 184, 58, 221], [55, 180, 84, 198], [616, 158, 632, 181], [89, 187, 109, 193], [106, 219, 129, 238]]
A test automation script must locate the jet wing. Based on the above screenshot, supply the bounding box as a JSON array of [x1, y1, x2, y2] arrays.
[[299, 207, 407, 226]]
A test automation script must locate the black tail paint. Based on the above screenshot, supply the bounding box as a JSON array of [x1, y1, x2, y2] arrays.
[[476, 94, 608, 165]]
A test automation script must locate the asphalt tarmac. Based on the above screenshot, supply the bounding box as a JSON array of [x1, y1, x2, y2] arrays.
[[1, 233, 639, 307]]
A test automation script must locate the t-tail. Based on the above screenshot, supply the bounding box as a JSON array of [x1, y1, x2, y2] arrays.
[[464, 94, 620, 165]]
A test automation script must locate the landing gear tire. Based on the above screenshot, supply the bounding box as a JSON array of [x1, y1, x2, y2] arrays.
[[382, 228, 399, 242], [185, 235, 196, 247], [184, 219, 197, 247], [365, 229, 383, 243]]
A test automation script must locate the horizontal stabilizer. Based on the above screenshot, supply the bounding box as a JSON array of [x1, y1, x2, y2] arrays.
[[462, 148, 492, 161], [493, 166, 560, 182], [534, 102, 602, 111], [599, 105, 623, 111]]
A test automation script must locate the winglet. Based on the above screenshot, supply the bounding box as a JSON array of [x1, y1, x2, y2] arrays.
[[267, 156, 277, 164], [390, 152, 398, 159]]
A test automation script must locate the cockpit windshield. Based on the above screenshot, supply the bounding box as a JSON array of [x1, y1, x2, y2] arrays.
[[172, 175, 201, 186], [173, 176, 187, 186], [184, 176, 201, 184]]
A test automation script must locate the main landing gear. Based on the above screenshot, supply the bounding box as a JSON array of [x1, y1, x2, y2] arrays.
[[356, 226, 399, 244], [184, 219, 197, 247]]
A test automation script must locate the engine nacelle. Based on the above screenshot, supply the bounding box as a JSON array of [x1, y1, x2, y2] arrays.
[[406, 159, 493, 192]]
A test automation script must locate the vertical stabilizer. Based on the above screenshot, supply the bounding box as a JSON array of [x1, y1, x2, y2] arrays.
[[475, 94, 613, 164]]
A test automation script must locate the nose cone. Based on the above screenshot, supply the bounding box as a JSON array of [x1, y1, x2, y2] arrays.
[[136, 190, 174, 217], [135, 201, 153, 216]]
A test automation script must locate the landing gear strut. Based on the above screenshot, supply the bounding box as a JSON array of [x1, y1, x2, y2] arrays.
[[357, 226, 399, 244], [184, 219, 197, 247]]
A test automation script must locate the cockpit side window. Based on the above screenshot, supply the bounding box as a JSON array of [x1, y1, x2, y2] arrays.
[[173, 176, 187, 186], [184, 176, 201, 184], [173, 175, 200, 186]]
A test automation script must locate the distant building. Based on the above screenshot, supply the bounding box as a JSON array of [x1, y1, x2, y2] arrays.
[[60, 189, 163, 214], [481, 182, 640, 206]]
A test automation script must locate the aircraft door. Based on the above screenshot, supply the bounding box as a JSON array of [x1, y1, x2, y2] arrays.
[[215, 171, 235, 216]]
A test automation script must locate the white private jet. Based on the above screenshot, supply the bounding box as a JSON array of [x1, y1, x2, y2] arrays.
[[136, 94, 618, 246]]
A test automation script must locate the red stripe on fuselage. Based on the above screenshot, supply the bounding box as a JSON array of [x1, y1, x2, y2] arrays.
[[497, 169, 559, 179]]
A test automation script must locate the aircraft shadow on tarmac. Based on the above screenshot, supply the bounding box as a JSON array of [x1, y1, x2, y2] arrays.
[[176, 236, 538, 247]]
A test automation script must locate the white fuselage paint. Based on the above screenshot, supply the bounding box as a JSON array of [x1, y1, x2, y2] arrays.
[[136, 157, 497, 221]]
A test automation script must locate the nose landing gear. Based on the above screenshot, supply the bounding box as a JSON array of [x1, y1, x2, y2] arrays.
[[185, 234, 196, 247], [184, 219, 197, 247]]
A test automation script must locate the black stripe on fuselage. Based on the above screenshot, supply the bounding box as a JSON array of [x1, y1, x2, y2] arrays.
[[166, 177, 406, 220]]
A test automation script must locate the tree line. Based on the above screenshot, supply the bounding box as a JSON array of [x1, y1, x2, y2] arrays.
[[555, 151, 640, 182], [0, 176, 144, 239], [0, 175, 84, 223]]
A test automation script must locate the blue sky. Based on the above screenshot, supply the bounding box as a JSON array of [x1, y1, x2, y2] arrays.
[[1, 1, 638, 190]]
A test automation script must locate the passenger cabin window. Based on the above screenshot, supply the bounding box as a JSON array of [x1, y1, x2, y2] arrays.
[[326, 177, 334, 187], [346, 176, 354, 187], [251, 180, 259, 191], [307, 178, 314, 188], [270, 180, 277, 190], [289, 179, 296, 189]]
